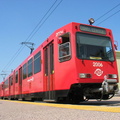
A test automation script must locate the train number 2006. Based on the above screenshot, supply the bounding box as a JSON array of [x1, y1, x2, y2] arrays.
[[93, 62, 103, 67]]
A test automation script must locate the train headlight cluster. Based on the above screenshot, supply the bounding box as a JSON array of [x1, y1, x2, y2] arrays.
[[79, 73, 91, 78], [107, 74, 117, 79]]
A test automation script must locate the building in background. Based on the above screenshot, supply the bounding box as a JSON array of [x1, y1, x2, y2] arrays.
[[116, 51, 120, 89]]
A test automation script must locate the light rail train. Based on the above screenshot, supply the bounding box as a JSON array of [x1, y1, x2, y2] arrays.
[[0, 19, 119, 103]]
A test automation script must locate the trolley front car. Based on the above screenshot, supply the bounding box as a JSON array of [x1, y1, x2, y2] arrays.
[[0, 21, 119, 103]]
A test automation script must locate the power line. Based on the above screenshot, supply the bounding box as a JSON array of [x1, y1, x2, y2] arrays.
[[26, 0, 63, 42], [97, 9, 120, 25], [24, 0, 58, 43], [1, 0, 63, 72], [95, 3, 120, 22], [2, 46, 23, 71]]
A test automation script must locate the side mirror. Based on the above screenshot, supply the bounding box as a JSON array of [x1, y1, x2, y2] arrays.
[[114, 44, 117, 50], [114, 41, 118, 50], [57, 37, 63, 44]]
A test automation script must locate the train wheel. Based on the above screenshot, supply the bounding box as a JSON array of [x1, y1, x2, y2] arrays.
[[71, 94, 84, 104]]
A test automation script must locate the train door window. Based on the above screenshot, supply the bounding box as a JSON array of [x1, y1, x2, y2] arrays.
[[44, 41, 54, 76], [59, 33, 71, 62], [50, 43, 54, 74], [34, 51, 41, 74], [23, 63, 27, 79], [28, 58, 33, 77], [44, 48, 48, 76], [15, 71, 18, 83]]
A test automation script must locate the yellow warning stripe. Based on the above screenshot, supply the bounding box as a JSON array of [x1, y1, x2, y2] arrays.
[[1, 100, 120, 113]]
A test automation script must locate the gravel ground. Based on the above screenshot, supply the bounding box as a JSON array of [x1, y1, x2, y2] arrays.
[[0, 99, 120, 120]]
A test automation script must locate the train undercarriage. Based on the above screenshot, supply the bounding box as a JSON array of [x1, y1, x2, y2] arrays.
[[67, 79, 119, 103]]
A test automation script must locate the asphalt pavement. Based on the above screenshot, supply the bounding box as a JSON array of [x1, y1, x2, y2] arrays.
[[0, 97, 120, 120]]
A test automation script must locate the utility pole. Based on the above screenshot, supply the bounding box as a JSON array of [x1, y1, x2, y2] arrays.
[[21, 42, 35, 54], [0, 70, 11, 81], [0, 71, 7, 80], [0, 73, 6, 80]]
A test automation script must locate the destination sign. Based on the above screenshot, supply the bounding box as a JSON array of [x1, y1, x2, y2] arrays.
[[80, 25, 106, 35]]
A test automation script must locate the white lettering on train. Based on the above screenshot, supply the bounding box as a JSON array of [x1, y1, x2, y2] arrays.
[[27, 77, 34, 82], [56, 30, 64, 37], [93, 62, 103, 67]]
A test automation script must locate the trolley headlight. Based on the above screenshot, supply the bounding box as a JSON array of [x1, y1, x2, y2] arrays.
[[79, 73, 91, 78], [88, 18, 95, 25], [107, 74, 117, 79]]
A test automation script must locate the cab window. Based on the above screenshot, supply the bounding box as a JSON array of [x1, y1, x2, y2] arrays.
[[59, 33, 71, 62]]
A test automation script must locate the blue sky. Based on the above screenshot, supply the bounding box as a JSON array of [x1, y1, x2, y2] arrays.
[[0, 0, 120, 82]]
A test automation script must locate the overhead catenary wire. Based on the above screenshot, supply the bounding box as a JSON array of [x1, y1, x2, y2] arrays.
[[25, 0, 63, 43], [97, 9, 120, 25], [2, 46, 23, 73], [95, 3, 120, 22], [24, 0, 58, 43], [1, 0, 63, 73]]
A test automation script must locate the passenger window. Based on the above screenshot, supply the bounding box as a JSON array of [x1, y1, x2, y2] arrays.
[[23, 63, 27, 79], [4, 80, 9, 88], [34, 52, 41, 74], [9, 76, 13, 86], [15, 71, 18, 83], [2, 84, 4, 90], [59, 33, 71, 62], [28, 58, 33, 77]]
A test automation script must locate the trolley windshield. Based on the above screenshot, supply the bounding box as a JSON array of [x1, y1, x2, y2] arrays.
[[76, 33, 114, 61]]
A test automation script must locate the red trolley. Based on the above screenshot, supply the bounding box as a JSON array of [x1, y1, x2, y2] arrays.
[[0, 21, 119, 103]]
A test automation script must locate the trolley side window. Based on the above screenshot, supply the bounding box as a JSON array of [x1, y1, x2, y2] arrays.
[[59, 33, 71, 62], [4, 79, 9, 89], [9, 76, 13, 86], [34, 51, 41, 74], [2, 84, 3, 90], [15, 71, 18, 83], [0, 85, 1, 92], [23, 63, 27, 79], [28, 58, 33, 77]]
